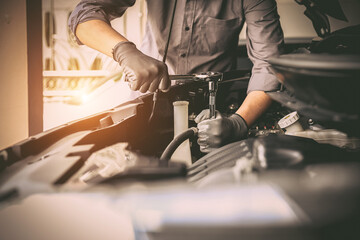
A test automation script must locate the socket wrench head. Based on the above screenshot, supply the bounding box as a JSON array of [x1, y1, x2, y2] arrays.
[[194, 72, 223, 85], [195, 72, 223, 119]]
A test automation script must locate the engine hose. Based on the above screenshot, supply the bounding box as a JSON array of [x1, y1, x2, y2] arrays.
[[148, 0, 178, 125], [160, 127, 198, 162]]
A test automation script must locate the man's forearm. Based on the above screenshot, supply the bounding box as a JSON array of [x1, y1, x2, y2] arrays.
[[76, 19, 127, 57], [236, 91, 272, 127]]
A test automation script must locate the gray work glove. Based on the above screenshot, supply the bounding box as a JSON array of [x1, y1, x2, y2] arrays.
[[195, 110, 248, 153], [112, 41, 170, 93]]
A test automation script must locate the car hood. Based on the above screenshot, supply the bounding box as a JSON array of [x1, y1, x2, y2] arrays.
[[311, 0, 347, 21]]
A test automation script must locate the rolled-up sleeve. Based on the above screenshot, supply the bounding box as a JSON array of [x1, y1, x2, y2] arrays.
[[244, 0, 284, 93], [68, 0, 136, 44]]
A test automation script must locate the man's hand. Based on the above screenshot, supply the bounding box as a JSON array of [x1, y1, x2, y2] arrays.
[[195, 110, 248, 153], [113, 41, 170, 93]]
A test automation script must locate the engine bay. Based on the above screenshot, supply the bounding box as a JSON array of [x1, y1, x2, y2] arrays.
[[1, 0, 360, 238]]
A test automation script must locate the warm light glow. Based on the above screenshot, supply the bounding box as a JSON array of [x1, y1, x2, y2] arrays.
[[43, 75, 141, 130], [275, 73, 285, 83], [80, 93, 89, 104]]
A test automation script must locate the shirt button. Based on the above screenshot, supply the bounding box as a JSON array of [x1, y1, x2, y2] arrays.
[[180, 53, 186, 58], [185, 26, 190, 31]]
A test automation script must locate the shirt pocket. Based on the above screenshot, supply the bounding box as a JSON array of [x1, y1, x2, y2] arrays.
[[197, 17, 241, 55]]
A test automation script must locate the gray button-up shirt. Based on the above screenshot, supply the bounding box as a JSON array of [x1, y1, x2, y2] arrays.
[[69, 0, 284, 93]]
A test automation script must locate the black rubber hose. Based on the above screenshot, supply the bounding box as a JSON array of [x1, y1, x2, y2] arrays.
[[160, 127, 198, 162]]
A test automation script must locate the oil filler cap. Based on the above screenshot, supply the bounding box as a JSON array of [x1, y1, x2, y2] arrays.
[[278, 111, 303, 133]]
